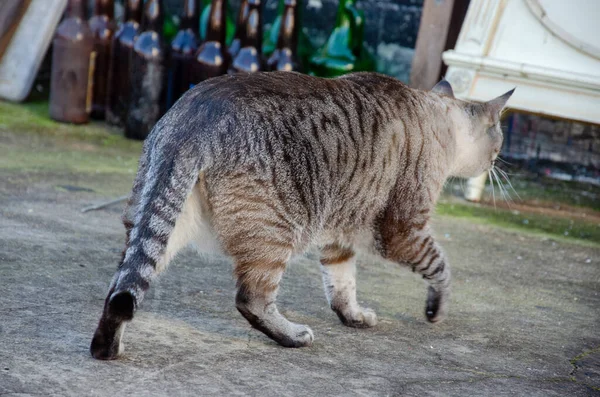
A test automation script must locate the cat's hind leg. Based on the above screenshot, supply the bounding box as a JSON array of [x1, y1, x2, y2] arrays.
[[234, 258, 314, 347], [320, 244, 377, 328], [210, 194, 314, 347]]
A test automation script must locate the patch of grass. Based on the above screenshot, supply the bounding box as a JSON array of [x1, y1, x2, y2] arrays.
[[508, 175, 600, 213], [0, 100, 141, 152], [437, 200, 600, 246], [0, 100, 142, 196], [0, 143, 139, 175]]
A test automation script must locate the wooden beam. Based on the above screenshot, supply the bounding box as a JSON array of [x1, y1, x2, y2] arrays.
[[0, 0, 31, 60], [410, 0, 469, 90]]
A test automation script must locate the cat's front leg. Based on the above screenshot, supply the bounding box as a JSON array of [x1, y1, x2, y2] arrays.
[[382, 224, 451, 323], [320, 244, 377, 328]]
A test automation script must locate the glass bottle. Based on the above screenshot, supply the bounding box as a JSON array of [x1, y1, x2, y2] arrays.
[[199, 0, 235, 45], [49, 0, 95, 124], [166, 0, 200, 109], [308, 0, 375, 77], [125, 0, 166, 140], [193, 0, 230, 84], [89, 0, 116, 119], [227, 0, 249, 60], [228, 0, 262, 73], [262, 0, 284, 58], [105, 0, 143, 126], [266, 0, 301, 72], [263, 0, 312, 66]]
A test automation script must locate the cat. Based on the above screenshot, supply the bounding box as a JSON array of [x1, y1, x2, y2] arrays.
[[90, 71, 514, 359]]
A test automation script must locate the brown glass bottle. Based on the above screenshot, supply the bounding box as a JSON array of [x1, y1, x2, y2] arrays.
[[105, 0, 143, 126], [192, 0, 230, 84], [229, 0, 262, 73], [166, 0, 200, 109], [266, 0, 301, 72], [125, 0, 166, 140], [89, 0, 116, 119], [49, 0, 95, 124], [227, 0, 249, 60]]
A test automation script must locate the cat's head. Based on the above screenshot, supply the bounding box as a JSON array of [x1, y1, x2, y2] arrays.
[[432, 80, 514, 178]]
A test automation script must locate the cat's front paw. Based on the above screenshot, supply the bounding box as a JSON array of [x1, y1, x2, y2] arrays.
[[337, 307, 378, 328], [425, 286, 448, 323]]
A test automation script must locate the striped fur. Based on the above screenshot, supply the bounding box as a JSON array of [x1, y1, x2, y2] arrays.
[[91, 72, 513, 359]]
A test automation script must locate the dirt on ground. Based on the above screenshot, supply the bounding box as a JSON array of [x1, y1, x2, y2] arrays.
[[0, 129, 599, 396]]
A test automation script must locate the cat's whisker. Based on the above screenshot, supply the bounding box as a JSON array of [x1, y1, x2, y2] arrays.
[[492, 168, 512, 208], [457, 176, 466, 195], [488, 170, 496, 209], [499, 170, 521, 176], [497, 168, 522, 201], [496, 156, 513, 166], [501, 178, 515, 205]]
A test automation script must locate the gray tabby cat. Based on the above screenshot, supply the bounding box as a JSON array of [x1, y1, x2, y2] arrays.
[[90, 71, 513, 359]]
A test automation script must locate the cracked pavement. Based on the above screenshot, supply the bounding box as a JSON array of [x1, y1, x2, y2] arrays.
[[0, 130, 599, 396]]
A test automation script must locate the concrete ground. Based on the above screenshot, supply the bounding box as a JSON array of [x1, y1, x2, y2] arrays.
[[0, 130, 599, 396]]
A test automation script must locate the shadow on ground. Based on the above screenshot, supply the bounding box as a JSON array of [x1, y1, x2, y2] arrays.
[[0, 129, 599, 396]]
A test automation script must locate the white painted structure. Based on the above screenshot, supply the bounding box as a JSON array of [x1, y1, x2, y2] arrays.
[[442, 0, 600, 200], [0, 0, 67, 102]]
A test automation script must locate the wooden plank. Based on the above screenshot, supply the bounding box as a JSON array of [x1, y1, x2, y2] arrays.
[[0, 0, 67, 101], [0, 0, 31, 60], [410, 0, 469, 90]]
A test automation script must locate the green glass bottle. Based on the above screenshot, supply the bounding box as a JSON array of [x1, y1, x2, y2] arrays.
[[262, 0, 284, 57], [163, 12, 179, 42], [262, 0, 312, 67], [308, 0, 375, 77], [199, 0, 235, 45]]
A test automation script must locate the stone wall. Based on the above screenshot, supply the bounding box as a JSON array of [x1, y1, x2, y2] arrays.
[[504, 113, 600, 176]]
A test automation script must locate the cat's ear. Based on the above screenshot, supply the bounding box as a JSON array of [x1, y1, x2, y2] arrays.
[[484, 88, 515, 117], [431, 79, 454, 98]]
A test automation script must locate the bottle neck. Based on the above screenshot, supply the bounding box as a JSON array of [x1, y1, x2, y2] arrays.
[[65, 0, 86, 19], [124, 0, 143, 23], [335, 0, 353, 26], [276, 1, 297, 51], [206, 0, 226, 44], [234, 0, 249, 38], [180, 0, 200, 31], [241, 0, 261, 49], [142, 0, 164, 32], [93, 0, 114, 18], [274, 0, 284, 16]]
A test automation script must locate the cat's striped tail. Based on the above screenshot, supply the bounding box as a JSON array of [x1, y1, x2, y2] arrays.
[[90, 135, 202, 360]]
